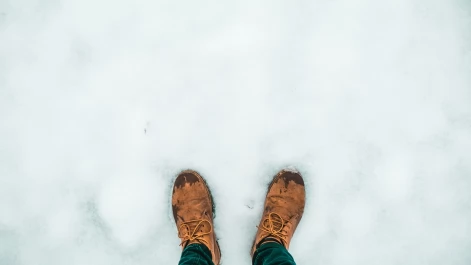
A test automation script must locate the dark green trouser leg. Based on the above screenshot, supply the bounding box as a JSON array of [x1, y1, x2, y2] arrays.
[[252, 242, 296, 265], [178, 243, 215, 265]]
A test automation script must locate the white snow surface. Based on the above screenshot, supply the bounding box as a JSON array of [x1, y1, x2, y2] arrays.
[[1, 0, 471, 264]]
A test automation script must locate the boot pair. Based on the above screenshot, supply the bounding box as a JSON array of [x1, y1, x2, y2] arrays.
[[171, 169, 306, 265]]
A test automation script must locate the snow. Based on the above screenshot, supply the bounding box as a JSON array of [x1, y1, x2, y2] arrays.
[[1, 0, 471, 264]]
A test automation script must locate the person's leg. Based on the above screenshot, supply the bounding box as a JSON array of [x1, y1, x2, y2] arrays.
[[253, 242, 296, 265], [172, 170, 221, 265], [179, 243, 214, 265], [251, 168, 306, 265]]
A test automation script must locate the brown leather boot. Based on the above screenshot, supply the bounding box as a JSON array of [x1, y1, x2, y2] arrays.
[[251, 168, 306, 257], [172, 170, 221, 265]]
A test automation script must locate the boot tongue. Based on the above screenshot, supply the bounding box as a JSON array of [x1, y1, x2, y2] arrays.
[[262, 212, 287, 236], [257, 236, 284, 248], [258, 212, 289, 247], [178, 219, 212, 247]]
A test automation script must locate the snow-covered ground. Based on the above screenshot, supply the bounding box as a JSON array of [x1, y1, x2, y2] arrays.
[[1, 0, 471, 264]]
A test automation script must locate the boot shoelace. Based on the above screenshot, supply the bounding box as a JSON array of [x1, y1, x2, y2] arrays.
[[178, 219, 212, 247], [258, 212, 290, 246]]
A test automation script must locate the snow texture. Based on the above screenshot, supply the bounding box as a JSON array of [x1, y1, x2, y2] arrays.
[[1, 0, 471, 264]]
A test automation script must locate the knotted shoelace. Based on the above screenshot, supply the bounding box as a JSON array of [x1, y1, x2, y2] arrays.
[[258, 212, 290, 246], [178, 219, 212, 247]]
